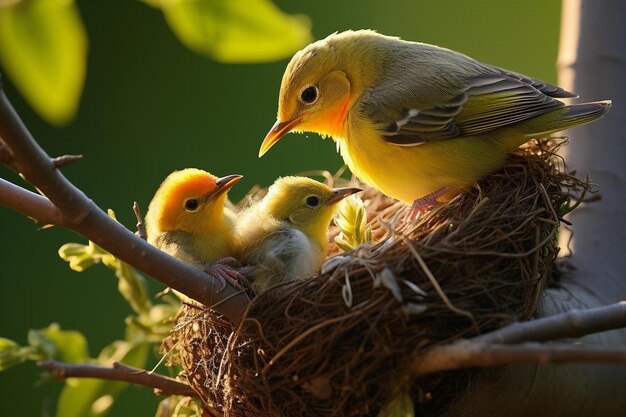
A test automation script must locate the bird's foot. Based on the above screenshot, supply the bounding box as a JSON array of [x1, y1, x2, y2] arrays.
[[204, 258, 245, 292], [408, 187, 450, 221]]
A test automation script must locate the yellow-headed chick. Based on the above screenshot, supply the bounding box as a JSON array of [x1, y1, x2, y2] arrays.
[[145, 168, 242, 290], [259, 30, 611, 210], [235, 176, 361, 292]]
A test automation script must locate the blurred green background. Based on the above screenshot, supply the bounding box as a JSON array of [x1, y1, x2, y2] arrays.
[[0, 0, 561, 416]]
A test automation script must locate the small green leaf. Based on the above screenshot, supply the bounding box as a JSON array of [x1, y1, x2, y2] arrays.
[[28, 323, 90, 363], [39, 324, 90, 363], [59, 210, 152, 314], [0, 337, 30, 371], [1, 325, 89, 371], [115, 261, 152, 315], [28, 326, 57, 359], [127, 303, 179, 343], [155, 396, 203, 417], [0, 0, 88, 124], [335, 195, 372, 251], [378, 390, 414, 417], [155, 0, 312, 63], [56, 340, 149, 417]]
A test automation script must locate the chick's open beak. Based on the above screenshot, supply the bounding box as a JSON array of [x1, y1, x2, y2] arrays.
[[209, 174, 243, 200], [326, 187, 363, 205], [259, 116, 302, 158]]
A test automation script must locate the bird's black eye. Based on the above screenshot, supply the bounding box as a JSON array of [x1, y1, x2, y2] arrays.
[[306, 196, 319, 207], [300, 86, 318, 104], [184, 199, 199, 212]]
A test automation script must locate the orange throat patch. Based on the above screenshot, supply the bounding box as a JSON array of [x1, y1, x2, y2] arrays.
[[307, 98, 351, 139]]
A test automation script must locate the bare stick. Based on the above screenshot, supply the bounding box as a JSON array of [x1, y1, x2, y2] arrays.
[[0, 178, 62, 225], [133, 201, 147, 240], [412, 342, 626, 374], [474, 302, 626, 345], [403, 236, 475, 323], [52, 154, 83, 168], [0, 137, 16, 169], [39, 360, 198, 397], [0, 87, 249, 323]]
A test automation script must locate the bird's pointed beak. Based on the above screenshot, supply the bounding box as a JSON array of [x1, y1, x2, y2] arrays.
[[326, 187, 363, 205], [209, 174, 243, 200], [259, 116, 303, 158]]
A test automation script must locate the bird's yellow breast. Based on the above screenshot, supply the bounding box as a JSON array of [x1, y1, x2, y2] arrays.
[[339, 116, 510, 204]]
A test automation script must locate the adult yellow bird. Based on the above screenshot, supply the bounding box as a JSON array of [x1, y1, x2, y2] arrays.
[[235, 176, 361, 292], [259, 30, 611, 209], [145, 168, 243, 290]]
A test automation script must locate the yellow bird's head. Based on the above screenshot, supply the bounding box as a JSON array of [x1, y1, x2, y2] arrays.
[[145, 169, 242, 238], [259, 30, 385, 157], [262, 176, 362, 242]]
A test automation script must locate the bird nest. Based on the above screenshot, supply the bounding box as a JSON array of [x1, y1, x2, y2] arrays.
[[162, 139, 589, 417]]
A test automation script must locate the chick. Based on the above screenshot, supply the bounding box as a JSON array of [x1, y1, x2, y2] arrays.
[[145, 168, 242, 290], [235, 176, 361, 292]]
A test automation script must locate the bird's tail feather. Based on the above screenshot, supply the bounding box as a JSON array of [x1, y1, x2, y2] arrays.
[[537, 100, 610, 134], [501, 100, 611, 148], [558, 100, 612, 129]]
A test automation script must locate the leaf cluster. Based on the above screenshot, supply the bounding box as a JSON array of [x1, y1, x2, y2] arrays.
[[0, 0, 311, 124], [0, 210, 186, 417]]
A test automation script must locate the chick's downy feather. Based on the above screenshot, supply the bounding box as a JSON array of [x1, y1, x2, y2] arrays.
[[145, 169, 241, 267], [235, 176, 360, 292]]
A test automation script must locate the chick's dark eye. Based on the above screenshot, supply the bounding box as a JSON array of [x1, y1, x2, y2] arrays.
[[306, 196, 319, 207], [184, 199, 199, 211], [300, 86, 318, 104]]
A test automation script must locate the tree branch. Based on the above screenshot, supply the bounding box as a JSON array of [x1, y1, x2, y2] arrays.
[[39, 360, 198, 397], [413, 303, 626, 375], [412, 342, 626, 374], [0, 137, 16, 170], [0, 87, 249, 324], [474, 302, 626, 344], [0, 177, 62, 225], [133, 201, 147, 240], [52, 154, 83, 168]]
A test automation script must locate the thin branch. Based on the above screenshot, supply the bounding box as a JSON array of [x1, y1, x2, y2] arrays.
[[0, 87, 249, 323], [411, 303, 626, 374], [52, 154, 83, 168], [0, 137, 16, 170], [403, 236, 475, 323], [474, 302, 626, 345], [133, 201, 147, 240], [412, 342, 626, 374], [39, 360, 198, 397], [0, 178, 62, 225]]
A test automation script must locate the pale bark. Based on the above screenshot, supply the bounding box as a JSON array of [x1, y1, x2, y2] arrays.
[[443, 1, 626, 415]]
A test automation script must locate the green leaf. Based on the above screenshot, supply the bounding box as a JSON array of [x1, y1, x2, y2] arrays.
[[28, 327, 58, 359], [27, 324, 90, 363], [0, 0, 87, 125], [155, 396, 203, 417], [334, 195, 372, 251], [154, 0, 312, 63], [378, 390, 414, 417], [37, 323, 90, 363], [0, 337, 30, 371], [127, 303, 179, 343], [114, 261, 152, 315], [1, 324, 89, 371], [59, 210, 152, 315], [56, 340, 149, 417]]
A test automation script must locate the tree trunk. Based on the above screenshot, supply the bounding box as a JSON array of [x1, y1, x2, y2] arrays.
[[443, 1, 626, 415]]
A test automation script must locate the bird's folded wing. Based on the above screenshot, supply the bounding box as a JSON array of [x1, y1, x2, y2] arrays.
[[381, 72, 571, 146]]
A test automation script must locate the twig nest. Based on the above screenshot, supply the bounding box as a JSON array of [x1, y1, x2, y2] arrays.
[[164, 140, 588, 417]]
